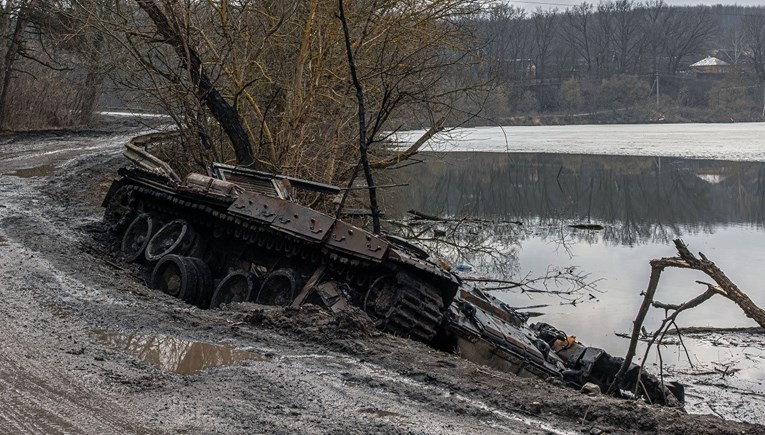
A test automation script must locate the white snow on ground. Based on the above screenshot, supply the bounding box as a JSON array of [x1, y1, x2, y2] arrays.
[[394, 122, 765, 161]]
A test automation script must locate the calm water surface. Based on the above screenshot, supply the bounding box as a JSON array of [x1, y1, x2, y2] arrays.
[[388, 151, 765, 355]]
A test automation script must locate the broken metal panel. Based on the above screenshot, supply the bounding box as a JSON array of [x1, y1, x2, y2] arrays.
[[123, 143, 182, 184], [459, 289, 524, 328], [314, 281, 349, 313], [326, 220, 388, 262], [449, 308, 555, 379], [228, 192, 335, 243]]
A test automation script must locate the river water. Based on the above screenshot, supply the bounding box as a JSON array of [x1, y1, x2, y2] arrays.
[[388, 123, 765, 420]]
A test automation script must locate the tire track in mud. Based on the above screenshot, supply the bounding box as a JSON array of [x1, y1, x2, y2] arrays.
[[0, 239, 158, 435], [0, 129, 161, 434]]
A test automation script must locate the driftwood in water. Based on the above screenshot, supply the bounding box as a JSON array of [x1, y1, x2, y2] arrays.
[[371, 117, 445, 169], [568, 223, 604, 230], [609, 239, 765, 395], [407, 209, 449, 222]]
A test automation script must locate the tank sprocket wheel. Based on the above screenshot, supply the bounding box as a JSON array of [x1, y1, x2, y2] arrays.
[[104, 186, 142, 233], [121, 213, 158, 263], [365, 271, 444, 343]]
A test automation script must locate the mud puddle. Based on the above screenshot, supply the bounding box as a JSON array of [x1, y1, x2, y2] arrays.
[[5, 164, 55, 178], [94, 330, 269, 374]]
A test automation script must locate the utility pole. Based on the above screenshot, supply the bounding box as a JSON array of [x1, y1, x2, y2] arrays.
[[655, 71, 660, 108]]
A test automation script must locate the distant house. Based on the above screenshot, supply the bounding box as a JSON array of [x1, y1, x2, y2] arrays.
[[690, 56, 731, 79]]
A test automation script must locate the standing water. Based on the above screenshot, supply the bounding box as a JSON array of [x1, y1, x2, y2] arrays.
[[386, 124, 765, 422]]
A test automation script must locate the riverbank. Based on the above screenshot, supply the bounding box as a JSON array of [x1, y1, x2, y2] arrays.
[[464, 104, 764, 128], [1, 123, 762, 433]]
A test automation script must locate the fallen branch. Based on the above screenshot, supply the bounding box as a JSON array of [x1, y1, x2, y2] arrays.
[[664, 326, 764, 335], [608, 238, 765, 396], [407, 209, 448, 222], [371, 117, 445, 169]]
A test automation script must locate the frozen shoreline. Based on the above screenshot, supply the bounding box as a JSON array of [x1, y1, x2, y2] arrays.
[[394, 122, 765, 161]]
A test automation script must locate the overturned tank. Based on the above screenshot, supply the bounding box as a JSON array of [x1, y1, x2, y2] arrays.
[[102, 133, 682, 406]]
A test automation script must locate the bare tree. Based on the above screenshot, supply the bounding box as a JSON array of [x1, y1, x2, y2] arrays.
[[742, 13, 765, 83], [610, 0, 642, 74], [531, 8, 558, 80], [0, 0, 39, 127], [561, 3, 594, 75], [662, 7, 716, 74], [132, 0, 255, 165]]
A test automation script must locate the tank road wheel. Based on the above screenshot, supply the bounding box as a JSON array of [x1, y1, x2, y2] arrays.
[[121, 213, 159, 263], [103, 186, 141, 233], [364, 272, 445, 343], [210, 271, 259, 309], [185, 258, 214, 309], [254, 269, 300, 306], [150, 255, 198, 300], [145, 219, 197, 262]]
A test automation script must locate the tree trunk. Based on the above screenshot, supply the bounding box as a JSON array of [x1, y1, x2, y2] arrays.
[[0, 0, 39, 128], [135, 0, 254, 166], [338, 0, 381, 234]]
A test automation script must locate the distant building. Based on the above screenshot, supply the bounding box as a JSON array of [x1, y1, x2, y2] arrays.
[[690, 56, 731, 79]]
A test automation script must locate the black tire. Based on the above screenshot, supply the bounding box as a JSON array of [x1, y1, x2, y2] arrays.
[[145, 219, 197, 262], [210, 271, 259, 309], [121, 213, 158, 263], [186, 257, 214, 308], [254, 268, 301, 306], [150, 254, 198, 300]]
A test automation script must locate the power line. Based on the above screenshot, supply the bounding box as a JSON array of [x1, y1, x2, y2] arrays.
[[501, 0, 765, 18]]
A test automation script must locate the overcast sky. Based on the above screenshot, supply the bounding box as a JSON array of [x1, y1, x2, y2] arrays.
[[504, 0, 765, 10]]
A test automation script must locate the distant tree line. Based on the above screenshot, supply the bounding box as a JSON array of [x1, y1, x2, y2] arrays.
[[471, 1, 765, 120], [3, 1, 765, 138]]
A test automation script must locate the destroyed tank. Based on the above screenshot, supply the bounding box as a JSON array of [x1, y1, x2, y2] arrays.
[[102, 133, 458, 342], [103, 133, 683, 406]]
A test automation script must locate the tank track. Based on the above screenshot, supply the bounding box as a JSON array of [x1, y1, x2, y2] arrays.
[[110, 183, 447, 342], [368, 272, 444, 342]]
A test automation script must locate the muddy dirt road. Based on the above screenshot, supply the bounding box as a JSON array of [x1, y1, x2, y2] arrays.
[[0, 119, 761, 434]]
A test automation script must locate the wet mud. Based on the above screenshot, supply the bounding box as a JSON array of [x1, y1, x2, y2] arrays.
[[0, 120, 762, 434], [94, 330, 269, 375]]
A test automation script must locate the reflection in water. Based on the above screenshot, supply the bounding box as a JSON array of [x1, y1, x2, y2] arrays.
[[6, 164, 55, 178], [384, 153, 765, 341], [94, 330, 268, 374], [385, 151, 765, 423], [387, 153, 765, 246], [392, 219, 522, 279]]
